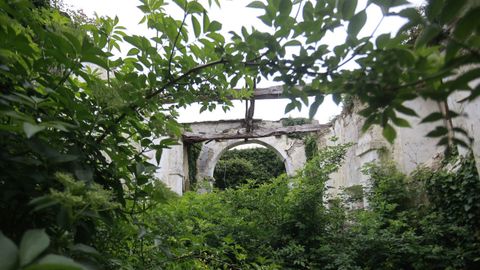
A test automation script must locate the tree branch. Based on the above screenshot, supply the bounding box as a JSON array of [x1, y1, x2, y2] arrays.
[[167, 10, 189, 78], [95, 49, 273, 144], [333, 13, 385, 73], [95, 59, 228, 143]]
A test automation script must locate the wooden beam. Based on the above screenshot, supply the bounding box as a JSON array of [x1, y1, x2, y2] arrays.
[[236, 85, 308, 100], [182, 123, 330, 143]]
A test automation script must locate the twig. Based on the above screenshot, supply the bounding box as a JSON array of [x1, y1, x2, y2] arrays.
[[95, 51, 270, 144], [168, 8, 189, 78], [333, 12, 384, 72], [95, 59, 227, 143]]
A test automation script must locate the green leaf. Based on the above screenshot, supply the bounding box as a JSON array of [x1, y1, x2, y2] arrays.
[[453, 7, 480, 40], [425, 0, 445, 20], [436, 136, 449, 146], [285, 101, 297, 113], [448, 67, 480, 90], [426, 126, 448, 137], [155, 148, 163, 165], [332, 93, 342, 105], [303, 1, 314, 21], [191, 16, 201, 38], [127, 48, 140, 56], [202, 11, 210, 32], [420, 112, 444, 123], [398, 7, 423, 24], [247, 1, 266, 9], [445, 41, 461, 62], [208, 21, 222, 32], [395, 104, 418, 117], [375, 33, 390, 49], [70, 244, 100, 257], [342, 0, 357, 20], [391, 117, 411, 128], [29, 196, 59, 212], [135, 161, 145, 176], [415, 24, 441, 48], [362, 114, 378, 132], [23, 254, 82, 270], [284, 40, 302, 47], [187, 1, 204, 13], [439, 0, 467, 24], [0, 232, 18, 270], [309, 95, 324, 119], [207, 32, 225, 43], [19, 229, 50, 266], [80, 54, 109, 70], [173, 0, 187, 10], [382, 124, 396, 143], [23, 122, 46, 138], [347, 10, 366, 38], [279, 0, 292, 16]]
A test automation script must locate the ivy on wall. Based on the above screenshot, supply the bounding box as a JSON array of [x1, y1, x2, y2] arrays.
[[186, 142, 202, 189]]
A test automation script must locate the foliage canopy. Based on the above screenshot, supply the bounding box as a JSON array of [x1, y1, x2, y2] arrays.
[[1, 0, 479, 268]]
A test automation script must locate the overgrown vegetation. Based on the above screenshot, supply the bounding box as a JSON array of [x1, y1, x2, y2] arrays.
[[1, 0, 480, 269], [281, 117, 312, 127], [55, 145, 480, 269], [213, 147, 285, 189], [186, 142, 202, 188]]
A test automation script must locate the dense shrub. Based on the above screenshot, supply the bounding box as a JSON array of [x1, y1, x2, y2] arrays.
[[109, 148, 480, 270], [213, 147, 285, 189]]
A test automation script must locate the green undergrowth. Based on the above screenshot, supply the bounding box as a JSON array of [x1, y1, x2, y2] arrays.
[[213, 147, 285, 189], [97, 146, 480, 269]]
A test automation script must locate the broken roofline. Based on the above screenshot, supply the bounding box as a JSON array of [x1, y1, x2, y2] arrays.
[[182, 122, 331, 143]]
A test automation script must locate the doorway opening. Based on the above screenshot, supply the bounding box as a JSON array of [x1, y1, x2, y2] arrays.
[[213, 143, 286, 189]]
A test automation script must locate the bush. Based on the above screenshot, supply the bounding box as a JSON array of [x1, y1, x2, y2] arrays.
[[213, 147, 285, 189], [133, 150, 480, 269]]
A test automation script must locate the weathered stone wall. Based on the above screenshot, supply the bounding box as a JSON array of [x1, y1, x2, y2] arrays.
[[152, 94, 479, 196], [320, 95, 480, 196], [150, 140, 186, 195], [196, 136, 306, 180], [447, 71, 480, 174], [152, 119, 313, 195]]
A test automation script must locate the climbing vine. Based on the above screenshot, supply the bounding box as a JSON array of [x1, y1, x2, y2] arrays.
[[186, 142, 202, 189], [304, 135, 318, 161]]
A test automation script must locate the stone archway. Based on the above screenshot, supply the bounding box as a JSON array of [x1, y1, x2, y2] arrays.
[[196, 137, 300, 182], [152, 119, 328, 194]]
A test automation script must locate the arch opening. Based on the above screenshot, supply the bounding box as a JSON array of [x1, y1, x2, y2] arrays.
[[212, 141, 287, 189]]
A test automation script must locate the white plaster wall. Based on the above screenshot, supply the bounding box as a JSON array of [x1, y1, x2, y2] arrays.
[[150, 140, 185, 195], [447, 71, 480, 174], [321, 109, 386, 196], [321, 98, 446, 195], [391, 99, 445, 172], [153, 94, 479, 196]]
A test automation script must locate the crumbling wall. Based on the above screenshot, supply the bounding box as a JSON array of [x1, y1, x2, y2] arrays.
[[320, 96, 480, 196], [151, 94, 479, 196]]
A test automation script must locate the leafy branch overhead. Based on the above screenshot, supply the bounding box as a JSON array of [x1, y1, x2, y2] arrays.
[[0, 0, 479, 268]]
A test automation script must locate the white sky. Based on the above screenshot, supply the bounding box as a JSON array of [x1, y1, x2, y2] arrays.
[[64, 0, 424, 124]]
